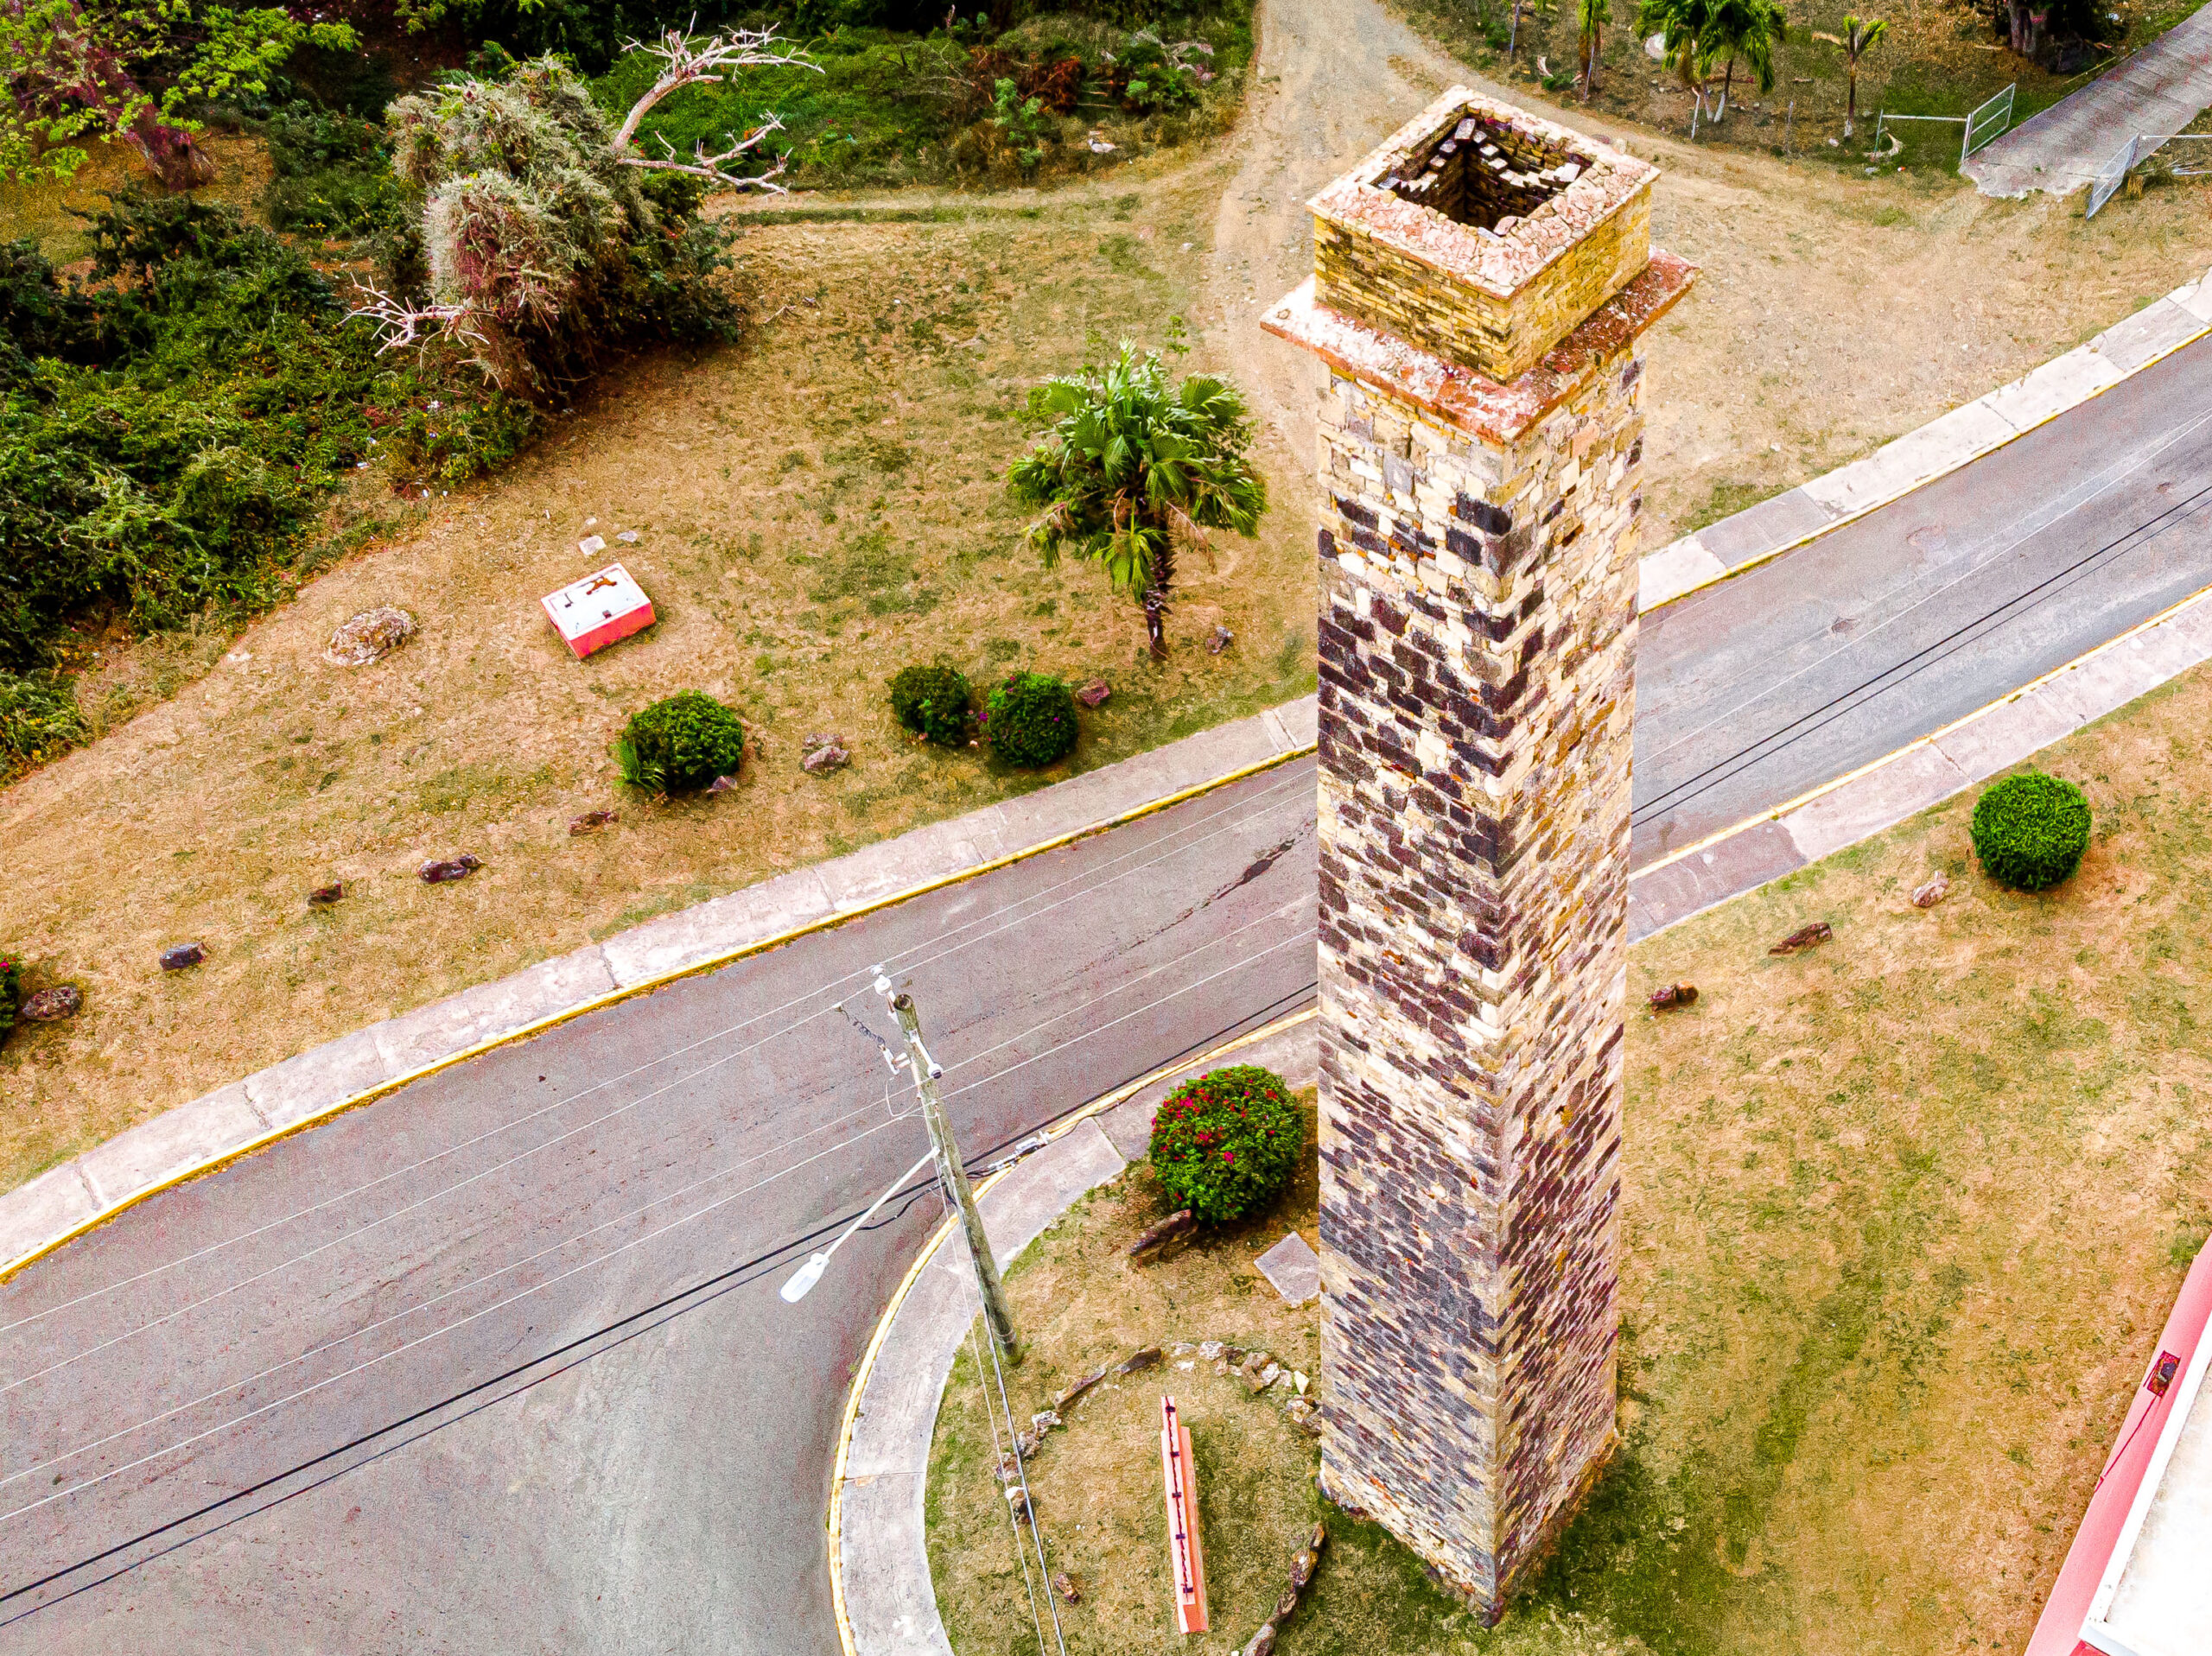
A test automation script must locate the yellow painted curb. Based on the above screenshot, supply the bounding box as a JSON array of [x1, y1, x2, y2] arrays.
[[823, 1002, 1319, 1656], [1631, 575, 2212, 880], [2, 738, 1318, 1285]]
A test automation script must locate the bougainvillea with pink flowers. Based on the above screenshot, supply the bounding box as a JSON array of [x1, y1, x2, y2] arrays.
[[1147, 1063, 1301, 1225]]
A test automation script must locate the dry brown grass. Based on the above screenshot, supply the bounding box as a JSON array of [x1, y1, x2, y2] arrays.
[[0, 185, 1316, 1193], [930, 661, 2212, 1655]]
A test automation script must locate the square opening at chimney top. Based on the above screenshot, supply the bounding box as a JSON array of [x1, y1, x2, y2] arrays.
[[1375, 111, 1589, 234]]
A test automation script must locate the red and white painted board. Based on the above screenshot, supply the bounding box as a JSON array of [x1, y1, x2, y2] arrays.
[[2025, 1236, 2212, 1656], [1160, 1394, 1209, 1634], [542, 562, 654, 659]]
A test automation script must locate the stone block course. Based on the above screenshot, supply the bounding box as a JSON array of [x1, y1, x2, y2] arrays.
[[1274, 93, 1690, 1615]]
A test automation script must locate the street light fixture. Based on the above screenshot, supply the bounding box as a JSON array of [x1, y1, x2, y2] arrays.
[[779, 1146, 937, 1304]]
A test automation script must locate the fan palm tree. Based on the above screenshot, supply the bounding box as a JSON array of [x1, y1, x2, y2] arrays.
[[1828, 14, 1887, 137], [1578, 0, 1611, 99], [1009, 345, 1267, 660], [1637, 0, 1722, 126], [1707, 0, 1785, 120]]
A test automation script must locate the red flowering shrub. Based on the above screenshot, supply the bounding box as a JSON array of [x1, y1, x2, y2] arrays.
[[1147, 1064, 1301, 1225]]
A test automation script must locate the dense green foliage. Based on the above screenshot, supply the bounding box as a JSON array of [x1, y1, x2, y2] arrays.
[[0, 952, 18, 1043], [982, 671, 1077, 767], [1009, 339, 1264, 656], [0, 194, 532, 678], [616, 691, 747, 794], [888, 662, 974, 746], [1971, 771, 2092, 891], [1147, 1064, 1301, 1224]]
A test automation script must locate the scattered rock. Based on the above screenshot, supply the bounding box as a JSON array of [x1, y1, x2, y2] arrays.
[[323, 606, 417, 667], [1246, 1359, 1282, 1394], [1223, 1346, 1245, 1366], [1198, 1340, 1225, 1362], [1170, 1342, 1196, 1356], [159, 942, 206, 971], [1005, 1485, 1033, 1523], [706, 774, 740, 795], [1911, 872, 1951, 909], [1648, 982, 1697, 1012], [1128, 1208, 1197, 1266], [569, 809, 618, 834], [1054, 1364, 1109, 1412], [1287, 1397, 1323, 1437], [1274, 1585, 1301, 1622], [1113, 1344, 1164, 1376], [1769, 920, 1832, 955], [578, 534, 607, 555], [20, 985, 82, 1021], [1051, 1571, 1081, 1605], [419, 854, 482, 884], [1207, 625, 1235, 654], [1247, 1626, 1276, 1656], [802, 735, 851, 775], [616, 530, 640, 544], [307, 883, 346, 907], [1292, 1370, 1308, 1394], [995, 1453, 1022, 1483], [1074, 678, 1112, 709], [1013, 1409, 1062, 1458]]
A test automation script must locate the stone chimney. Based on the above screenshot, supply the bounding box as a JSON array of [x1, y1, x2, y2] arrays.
[[1262, 90, 1694, 1615]]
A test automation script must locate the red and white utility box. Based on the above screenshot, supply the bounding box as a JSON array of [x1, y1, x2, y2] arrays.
[[542, 562, 654, 659]]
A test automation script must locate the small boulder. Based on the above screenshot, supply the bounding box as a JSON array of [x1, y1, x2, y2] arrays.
[[324, 606, 417, 667], [1911, 872, 1951, 909], [1054, 1364, 1109, 1412], [569, 809, 619, 835], [578, 534, 607, 555], [1074, 678, 1112, 709], [419, 854, 482, 884], [1128, 1208, 1197, 1266], [706, 774, 740, 795], [159, 942, 206, 971], [1648, 982, 1697, 1012], [1769, 920, 1832, 955], [1198, 1340, 1225, 1362], [1286, 1398, 1323, 1437], [1051, 1572, 1081, 1605], [1113, 1345, 1164, 1376], [1274, 1584, 1302, 1623], [1005, 1485, 1033, 1523], [20, 985, 82, 1021], [616, 530, 641, 545], [802, 736, 851, 775], [308, 883, 346, 908], [1207, 625, 1235, 655], [1247, 1624, 1277, 1656]]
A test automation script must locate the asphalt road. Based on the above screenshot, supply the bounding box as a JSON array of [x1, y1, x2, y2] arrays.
[[1634, 331, 2212, 867], [0, 764, 1318, 1653]]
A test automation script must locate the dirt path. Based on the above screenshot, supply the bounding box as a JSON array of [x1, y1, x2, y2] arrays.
[[1196, 0, 2212, 544]]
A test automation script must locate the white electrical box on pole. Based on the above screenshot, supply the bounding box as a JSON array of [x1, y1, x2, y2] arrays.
[[880, 974, 1020, 1362]]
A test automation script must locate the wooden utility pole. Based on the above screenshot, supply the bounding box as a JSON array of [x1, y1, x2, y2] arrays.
[[884, 982, 1020, 1362]]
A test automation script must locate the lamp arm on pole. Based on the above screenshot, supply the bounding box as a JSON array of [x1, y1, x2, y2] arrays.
[[779, 1145, 939, 1303]]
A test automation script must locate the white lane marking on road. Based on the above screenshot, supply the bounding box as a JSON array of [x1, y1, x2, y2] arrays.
[[0, 773, 1316, 1376], [0, 924, 1319, 1530]]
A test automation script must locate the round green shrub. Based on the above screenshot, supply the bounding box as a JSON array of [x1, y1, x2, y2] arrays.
[[1971, 770, 2092, 891], [1147, 1064, 1304, 1226], [617, 692, 747, 795], [887, 663, 973, 747], [0, 954, 17, 1043], [983, 672, 1078, 768]]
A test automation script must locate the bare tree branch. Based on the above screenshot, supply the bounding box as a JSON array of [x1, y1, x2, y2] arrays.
[[622, 114, 796, 192], [611, 23, 818, 155], [344, 281, 486, 358]]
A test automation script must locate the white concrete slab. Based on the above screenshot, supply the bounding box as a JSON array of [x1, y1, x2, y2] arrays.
[[1929, 689, 2087, 784], [1255, 1231, 1321, 1304], [1982, 346, 2125, 432], [370, 946, 614, 1075], [0, 1163, 98, 1266], [242, 1026, 394, 1131], [77, 1083, 267, 1208], [1781, 743, 1973, 863], [1637, 536, 1728, 612], [1799, 401, 2019, 518], [820, 818, 992, 913], [2097, 298, 2209, 374], [595, 867, 836, 987]]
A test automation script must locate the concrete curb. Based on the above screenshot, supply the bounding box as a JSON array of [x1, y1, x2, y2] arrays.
[[1625, 578, 2212, 942], [1637, 261, 2212, 613], [828, 1010, 1319, 1656], [0, 696, 1319, 1280]]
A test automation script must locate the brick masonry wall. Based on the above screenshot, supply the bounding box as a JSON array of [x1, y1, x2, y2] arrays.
[[1312, 332, 1644, 1608], [1314, 191, 1649, 382]]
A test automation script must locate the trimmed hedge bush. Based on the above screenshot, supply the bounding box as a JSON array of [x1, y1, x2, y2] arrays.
[[0, 954, 18, 1044], [616, 692, 747, 795], [1971, 771, 2092, 891], [1147, 1064, 1303, 1225], [983, 671, 1078, 768], [888, 663, 973, 746]]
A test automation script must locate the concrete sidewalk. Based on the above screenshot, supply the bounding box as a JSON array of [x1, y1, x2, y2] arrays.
[[1964, 7, 2212, 197], [830, 1014, 1319, 1656], [1638, 260, 2212, 612], [0, 697, 1318, 1276]]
